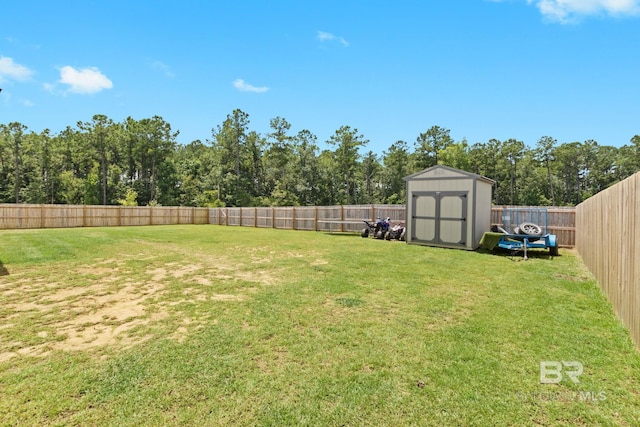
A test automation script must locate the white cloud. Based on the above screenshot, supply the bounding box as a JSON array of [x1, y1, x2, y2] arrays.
[[232, 78, 269, 93], [528, 0, 640, 22], [150, 60, 175, 78], [59, 66, 113, 94], [0, 56, 33, 82], [317, 31, 349, 46]]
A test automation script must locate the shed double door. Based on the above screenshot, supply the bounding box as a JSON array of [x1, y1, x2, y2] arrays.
[[411, 191, 468, 247]]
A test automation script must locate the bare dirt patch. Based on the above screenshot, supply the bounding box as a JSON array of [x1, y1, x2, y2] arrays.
[[0, 256, 276, 362]]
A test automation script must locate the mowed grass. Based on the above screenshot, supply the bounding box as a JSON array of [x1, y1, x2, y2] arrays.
[[0, 225, 639, 426]]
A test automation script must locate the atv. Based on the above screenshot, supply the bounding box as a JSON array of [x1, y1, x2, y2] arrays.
[[384, 221, 406, 241], [361, 217, 390, 239]]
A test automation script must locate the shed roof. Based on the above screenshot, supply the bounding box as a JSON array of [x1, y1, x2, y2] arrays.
[[403, 165, 495, 185]]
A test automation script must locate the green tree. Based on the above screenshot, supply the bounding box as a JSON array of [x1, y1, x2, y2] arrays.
[[534, 136, 557, 205], [211, 109, 255, 206], [516, 154, 550, 206], [380, 140, 410, 204], [246, 131, 266, 201], [125, 116, 179, 205], [616, 135, 640, 180], [265, 116, 293, 195], [502, 138, 526, 205], [438, 139, 471, 172], [413, 125, 454, 169], [77, 114, 119, 205], [54, 126, 92, 204], [359, 151, 381, 203], [316, 150, 339, 206], [589, 144, 619, 194], [469, 139, 504, 204], [552, 141, 583, 205], [118, 188, 138, 206], [326, 126, 368, 204], [292, 130, 320, 205], [0, 122, 28, 203], [175, 140, 216, 206], [20, 129, 49, 203]]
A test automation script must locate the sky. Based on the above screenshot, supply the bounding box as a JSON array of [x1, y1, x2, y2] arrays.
[[1, 0, 639, 154]]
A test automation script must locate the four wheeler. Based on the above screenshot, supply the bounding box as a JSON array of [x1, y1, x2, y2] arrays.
[[361, 217, 391, 239], [384, 221, 406, 241]]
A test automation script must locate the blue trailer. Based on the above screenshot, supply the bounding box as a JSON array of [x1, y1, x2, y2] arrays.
[[493, 208, 559, 259], [496, 232, 558, 259]]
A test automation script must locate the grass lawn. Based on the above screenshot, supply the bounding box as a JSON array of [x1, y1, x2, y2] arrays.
[[0, 225, 639, 426]]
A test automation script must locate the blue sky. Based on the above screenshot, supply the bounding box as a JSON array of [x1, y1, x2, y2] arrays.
[[1, 0, 639, 153]]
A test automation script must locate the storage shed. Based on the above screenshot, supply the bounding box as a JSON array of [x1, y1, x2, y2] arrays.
[[404, 165, 495, 250]]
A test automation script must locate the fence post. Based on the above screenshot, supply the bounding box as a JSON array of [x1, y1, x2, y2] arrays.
[[292, 207, 296, 230], [314, 206, 318, 232], [340, 205, 344, 233]]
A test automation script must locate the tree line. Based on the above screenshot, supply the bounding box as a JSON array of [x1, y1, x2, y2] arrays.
[[1, 109, 639, 207]]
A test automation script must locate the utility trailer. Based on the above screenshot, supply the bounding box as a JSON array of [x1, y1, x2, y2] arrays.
[[496, 232, 558, 260], [493, 208, 558, 260]]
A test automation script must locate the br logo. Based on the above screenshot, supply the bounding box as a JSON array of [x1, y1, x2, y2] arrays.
[[539, 361, 583, 384]]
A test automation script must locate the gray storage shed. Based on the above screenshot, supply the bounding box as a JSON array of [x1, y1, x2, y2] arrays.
[[404, 165, 495, 250]]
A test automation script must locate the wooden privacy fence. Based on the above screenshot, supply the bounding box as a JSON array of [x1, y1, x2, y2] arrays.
[[208, 205, 407, 233], [0, 203, 576, 246], [210, 205, 576, 247], [576, 172, 640, 351], [0, 204, 210, 229]]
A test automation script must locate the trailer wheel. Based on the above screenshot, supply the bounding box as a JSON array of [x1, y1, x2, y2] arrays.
[[550, 245, 559, 256], [518, 222, 543, 236]]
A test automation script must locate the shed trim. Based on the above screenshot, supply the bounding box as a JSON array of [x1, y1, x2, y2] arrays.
[[403, 165, 495, 186]]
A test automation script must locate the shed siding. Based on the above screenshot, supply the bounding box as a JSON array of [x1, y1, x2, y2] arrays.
[[405, 166, 494, 250]]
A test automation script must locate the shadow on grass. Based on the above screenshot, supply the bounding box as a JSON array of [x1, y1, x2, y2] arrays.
[[323, 232, 363, 238], [477, 247, 561, 262], [0, 261, 9, 276]]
